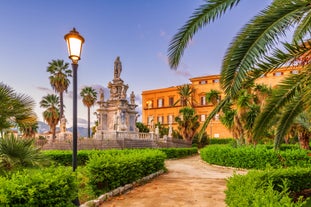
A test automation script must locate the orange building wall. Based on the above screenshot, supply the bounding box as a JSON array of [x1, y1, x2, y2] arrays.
[[141, 66, 301, 138]]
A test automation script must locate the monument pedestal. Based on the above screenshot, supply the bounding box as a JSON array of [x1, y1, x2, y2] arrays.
[[94, 56, 138, 139]]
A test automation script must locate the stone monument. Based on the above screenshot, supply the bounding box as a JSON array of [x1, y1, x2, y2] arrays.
[[94, 56, 138, 139], [58, 115, 72, 140]]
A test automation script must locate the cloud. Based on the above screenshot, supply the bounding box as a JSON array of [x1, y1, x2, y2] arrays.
[[159, 30, 166, 37], [187, 38, 194, 47], [78, 117, 88, 125], [157, 52, 169, 65], [156, 52, 192, 78], [134, 93, 141, 104], [65, 84, 110, 101], [173, 69, 192, 78], [37, 86, 53, 93], [87, 84, 110, 98]]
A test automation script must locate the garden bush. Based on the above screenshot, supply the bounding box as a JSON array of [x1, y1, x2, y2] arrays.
[[43, 149, 139, 166], [86, 149, 166, 195], [200, 144, 311, 169], [225, 167, 311, 206], [44, 148, 197, 166], [159, 147, 197, 159], [0, 166, 77, 206], [208, 138, 235, 145]]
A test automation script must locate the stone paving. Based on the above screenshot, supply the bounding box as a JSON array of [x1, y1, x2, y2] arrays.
[[99, 155, 247, 207]]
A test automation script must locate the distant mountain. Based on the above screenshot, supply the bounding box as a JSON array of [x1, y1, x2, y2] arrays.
[[67, 127, 88, 138], [37, 121, 50, 133], [38, 121, 88, 137]]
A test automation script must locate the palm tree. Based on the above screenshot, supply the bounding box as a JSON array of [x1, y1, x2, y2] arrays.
[[253, 71, 311, 149], [0, 82, 37, 136], [47, 59, 71, 119], [253, 84, 272, 108], [0, 134, 48, 174], [168, 0, 311, 148], [18, 116, 38, 138], [289, 112, 311, 150], [205, 89, 221, 105], [80, 86, 97, 138], [40, 94, 60, 140], [175, 107, 200, 142], [216, 84, 270, 144], [174, 84, 195, 107]]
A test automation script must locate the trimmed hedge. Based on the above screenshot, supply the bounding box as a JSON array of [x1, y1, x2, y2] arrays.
[[200, 144, 311, 169], [209, 138, 235, 145], [159, 147, 197, 159], [226, 167, 311, 206], [86, 149, 166, 195], [43, 149, 140, 166], [0, 166, 77, 207], [44, 148, 198, 166]]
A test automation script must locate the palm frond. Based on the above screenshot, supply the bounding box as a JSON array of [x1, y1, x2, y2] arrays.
[[292, 8, 311, 42], [253, 68, 310, 140], [168, 0, 241, 69], [221, 0, 308, 97], [274, 94, 304, 149], [198, 96, 230, 140]]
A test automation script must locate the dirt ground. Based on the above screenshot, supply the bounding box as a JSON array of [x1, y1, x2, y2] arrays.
[[100, 155, 247, 207]]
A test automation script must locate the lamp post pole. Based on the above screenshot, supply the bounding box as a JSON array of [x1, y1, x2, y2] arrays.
[[64, 28, 84, 206], [64, 27, 85, 172], [72, 62, 78, 171]]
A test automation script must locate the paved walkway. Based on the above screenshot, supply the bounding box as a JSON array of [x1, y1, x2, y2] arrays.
[[100, 155, 246, 207]]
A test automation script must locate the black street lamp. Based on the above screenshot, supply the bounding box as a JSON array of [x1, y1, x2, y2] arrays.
[[64, 28, 85, 172], [64, 27, 84, 206]]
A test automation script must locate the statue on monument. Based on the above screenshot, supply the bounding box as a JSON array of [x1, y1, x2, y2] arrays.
[[121, 84, 128, 99], [60, 115, 67, 133], [130, 91, 135, 105], [114, 56, 122, 80], [99, 88, 104, 102]]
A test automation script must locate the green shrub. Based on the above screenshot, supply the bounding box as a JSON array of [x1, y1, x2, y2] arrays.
[[209, 138, 235, 145], [200, 144, 311, 169], [0, 135, 49, 175], [159, 147, 197, 159], [43, 149, 127, 166], [86, 149, 166, 195], [44, 148, 198, 166], [0, 166, 77, 206], [225, 167, 311, 206]]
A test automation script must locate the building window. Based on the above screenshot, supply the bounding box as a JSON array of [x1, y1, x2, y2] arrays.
[[167, 114, 174, 124], [213, 79, 219, 83], [169, 97, 174, 106], [157, 116, 163, 124], [147, 116, 153, 125], [146, 100, 153, 108], [180, 96, 187, 106], [157, 98, 164, 108], [291, 70, 299, 74], [200, 96, 206, 105], [199, 80, 207, 84], [214, 114, 220, 121], [273, 72, 283, 76], [200, 114, 206, 122]]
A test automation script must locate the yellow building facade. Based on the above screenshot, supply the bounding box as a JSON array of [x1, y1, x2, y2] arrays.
[[141, 66, 301, 138]]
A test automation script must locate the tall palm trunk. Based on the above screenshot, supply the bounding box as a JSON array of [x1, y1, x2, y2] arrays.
[[299, 132, 310, 150], [59, 92, 64, 119], [51, 125, 56, 141], [87, 106, 91, 138], [59, 92, 64, 117]]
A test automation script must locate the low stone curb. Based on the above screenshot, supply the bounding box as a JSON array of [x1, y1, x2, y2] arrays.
[[80, 169, 165, 207]]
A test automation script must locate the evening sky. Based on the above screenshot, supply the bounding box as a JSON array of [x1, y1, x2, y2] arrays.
[[0, 0, 271, 127]]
